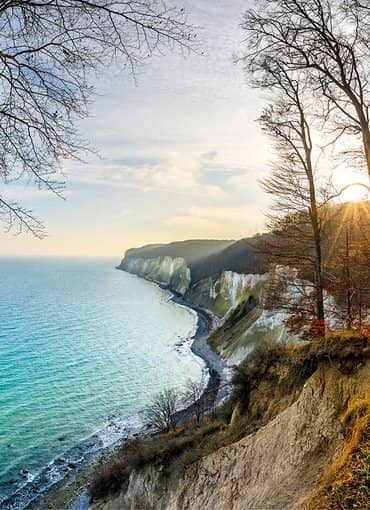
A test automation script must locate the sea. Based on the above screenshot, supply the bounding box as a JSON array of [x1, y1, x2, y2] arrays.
[[0, 257, 204, 509]]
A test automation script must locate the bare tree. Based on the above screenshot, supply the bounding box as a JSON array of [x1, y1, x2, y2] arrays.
[[144, 388, 178, 433], [183, 377, 207, 423], [256, 61, 328, 330], [0, 1, 195, 237], [242, 0, 370, 181]]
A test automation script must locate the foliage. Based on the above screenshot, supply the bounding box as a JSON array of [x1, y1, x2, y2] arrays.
[[257, 201, 370, 337], [323, 201, 370, 328], [233, 332, 370, 410], [284, 314, 332, 341], [231, 340, 316, 408], [90, 460, 130, 500], [189, 235, 267, 284], [122, 240, 235, 268]]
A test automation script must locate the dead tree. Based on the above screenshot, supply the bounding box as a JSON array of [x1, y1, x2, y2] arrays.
[[183, 377, 207, 423]]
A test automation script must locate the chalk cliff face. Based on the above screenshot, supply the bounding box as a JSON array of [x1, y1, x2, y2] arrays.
[[120, 248, 266, 320], [91, 352, 370, 510], [122, 255, 191, 295], [186, 271, 265, 318]]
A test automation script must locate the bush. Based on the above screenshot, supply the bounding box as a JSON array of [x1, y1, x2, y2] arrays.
[[231, 340, 289, 406], [90, 419, 229, 501], [232, 332, 370, 411], [144, 388, 179, 433], [90, 460, 130, 500]]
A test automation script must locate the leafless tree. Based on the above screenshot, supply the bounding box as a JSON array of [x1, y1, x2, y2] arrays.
[[242, 0, 370, 181], [256, 62, 328, 329], [144, 388, 178, 433], [0, 1, 195, 237], [182, 377, 207, 423]]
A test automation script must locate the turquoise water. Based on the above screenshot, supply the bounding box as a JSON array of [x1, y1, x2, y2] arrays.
[[0, 257, 202, 508]]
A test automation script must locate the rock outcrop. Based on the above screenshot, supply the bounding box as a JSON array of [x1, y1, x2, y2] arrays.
[[91, 353, 370, 510], [186, 271, 265, 318]]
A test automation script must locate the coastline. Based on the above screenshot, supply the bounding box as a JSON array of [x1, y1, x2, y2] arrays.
[[22, 272, 225, 510]]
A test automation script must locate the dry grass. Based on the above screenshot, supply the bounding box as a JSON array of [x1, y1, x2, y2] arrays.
[[91, 331, 370, 504], [306, 382, 370, 510], [90, 419, 226, 501], [231, 339, 318, 415]]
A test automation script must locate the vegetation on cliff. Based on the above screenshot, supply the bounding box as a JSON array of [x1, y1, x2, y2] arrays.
[[119, 240, 235, 269], [90, 333, 370, 509]]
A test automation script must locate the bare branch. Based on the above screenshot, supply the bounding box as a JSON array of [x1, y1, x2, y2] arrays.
[[0, 1, 196, 236]]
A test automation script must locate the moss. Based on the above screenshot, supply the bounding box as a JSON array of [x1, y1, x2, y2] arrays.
[[213, 294, 231, 316]]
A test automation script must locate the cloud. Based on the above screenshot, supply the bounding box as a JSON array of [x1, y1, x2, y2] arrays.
[[165, 205, 265, 238], [1, 0, 271, 256], [65, 153, 227, 198], [1, 184, 73, 201], [126, 161, 200, 193], [201, 150, 218, 161]]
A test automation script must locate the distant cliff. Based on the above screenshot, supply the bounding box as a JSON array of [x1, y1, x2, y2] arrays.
[[117, 237, 294, 365], [118, 239, 234, 295], [117, 238, 269, 319], [118, 237, 266, 291], [121, 255, 191, 295]]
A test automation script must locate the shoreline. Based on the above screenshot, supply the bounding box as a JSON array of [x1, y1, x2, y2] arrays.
[[167, 292, 226, 426], [20, 272, 225, 510]]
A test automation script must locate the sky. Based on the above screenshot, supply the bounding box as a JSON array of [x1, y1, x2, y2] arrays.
[[0, 0, 367, 257]]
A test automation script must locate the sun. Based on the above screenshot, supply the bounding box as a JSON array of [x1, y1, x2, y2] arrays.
[[341, 182, 369, 203], [333, 171, 370, 203]]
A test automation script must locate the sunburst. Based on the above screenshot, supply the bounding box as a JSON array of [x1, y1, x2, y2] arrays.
[[340, 182, 370, 203]]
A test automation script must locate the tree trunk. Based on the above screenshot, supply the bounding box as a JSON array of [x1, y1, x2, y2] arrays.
[[311, 211, 325, 323], [345, 227, 352, 327], [363, 127, 370, 182], [304, 137, 325, 325]]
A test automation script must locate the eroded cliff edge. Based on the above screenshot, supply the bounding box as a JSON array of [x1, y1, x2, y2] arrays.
[[90, 336, 370, 510]]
